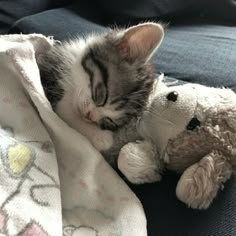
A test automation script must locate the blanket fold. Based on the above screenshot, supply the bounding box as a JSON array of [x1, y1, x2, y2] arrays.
[[0, 34, 147, 236]]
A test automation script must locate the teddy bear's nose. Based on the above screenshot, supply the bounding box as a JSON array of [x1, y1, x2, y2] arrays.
[[187, 117, 201, 130], [166, 91, 178, 102]]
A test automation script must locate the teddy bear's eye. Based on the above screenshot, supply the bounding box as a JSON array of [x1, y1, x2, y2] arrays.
[[186, 117, 201, 130], [166, 91, 178, 102]]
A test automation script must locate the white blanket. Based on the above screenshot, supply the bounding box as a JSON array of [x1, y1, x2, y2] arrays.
[[0, 34, 147, 236]]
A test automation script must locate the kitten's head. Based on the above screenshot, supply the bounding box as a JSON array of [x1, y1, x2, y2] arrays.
[[65, 23, 164, 131]]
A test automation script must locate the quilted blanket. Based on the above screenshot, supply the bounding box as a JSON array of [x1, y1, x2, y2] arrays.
[[0, 34, 146, 236]]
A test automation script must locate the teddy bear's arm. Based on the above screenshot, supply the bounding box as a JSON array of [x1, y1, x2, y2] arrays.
[[118, 141, 164, 184], [176, 150, 232, 209]]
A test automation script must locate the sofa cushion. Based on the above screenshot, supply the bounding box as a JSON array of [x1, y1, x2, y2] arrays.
[[155, 21, 236, 90], [130, 172, 236, 236], [10, 10, 236, 89], [0, 0, 73, 34], [204, 0, 236, 22], [96, 0, 202, 25], [9, 3, 106, 40]]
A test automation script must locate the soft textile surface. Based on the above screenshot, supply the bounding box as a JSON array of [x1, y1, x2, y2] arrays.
[[155, 22, 236, 90], [0, 34, 146, 236], [0, 0, 74, 33]]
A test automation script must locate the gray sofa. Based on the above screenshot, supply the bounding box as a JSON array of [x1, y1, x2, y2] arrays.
[[2, 0, 236, 235]]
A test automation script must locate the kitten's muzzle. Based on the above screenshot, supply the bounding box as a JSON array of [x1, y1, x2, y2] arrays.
[[85, 111, 93, 121]]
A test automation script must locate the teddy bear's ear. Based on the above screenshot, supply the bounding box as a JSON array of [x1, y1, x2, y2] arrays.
[[176, 150, 233, 209]]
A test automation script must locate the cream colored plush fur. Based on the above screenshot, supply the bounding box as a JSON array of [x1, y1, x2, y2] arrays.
[[118, 77, 236, 209]]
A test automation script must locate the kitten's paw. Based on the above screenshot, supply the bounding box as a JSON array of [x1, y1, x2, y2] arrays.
[[118, 141, 162, 184], [176, 164, 215, 209], [92, 130, 114, 151]]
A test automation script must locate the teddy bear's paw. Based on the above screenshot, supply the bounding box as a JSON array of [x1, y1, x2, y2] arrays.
[[118, 141, 162, 184], [176, 164, 216, 209]]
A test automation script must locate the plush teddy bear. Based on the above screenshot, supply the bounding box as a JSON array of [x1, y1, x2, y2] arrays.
[[118, 76, 236, 209]]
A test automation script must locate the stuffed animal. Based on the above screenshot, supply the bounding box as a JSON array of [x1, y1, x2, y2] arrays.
[[118, 76, 236, 209]]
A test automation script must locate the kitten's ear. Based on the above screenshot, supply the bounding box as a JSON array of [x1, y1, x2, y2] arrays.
[[117, 23, 164, 63]]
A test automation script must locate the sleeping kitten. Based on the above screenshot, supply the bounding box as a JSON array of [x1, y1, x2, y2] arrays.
[[37, 23, 164, 162]]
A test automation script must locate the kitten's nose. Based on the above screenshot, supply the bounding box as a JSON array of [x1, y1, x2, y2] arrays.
[[85, 111, 92, 120], [85, 111, 94, 122]]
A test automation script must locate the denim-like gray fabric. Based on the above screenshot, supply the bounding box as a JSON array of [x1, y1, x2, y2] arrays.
[[9, 3, 106, 41], [156, 22, 236, 90], [0, 0, 73, 34], [129, 172, 236, 236], [96, 0, 201, 24]]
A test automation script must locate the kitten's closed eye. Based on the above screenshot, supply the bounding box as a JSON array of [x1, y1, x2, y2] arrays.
[[93, 82, 107, 107], [100, 117, 118, 131]]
